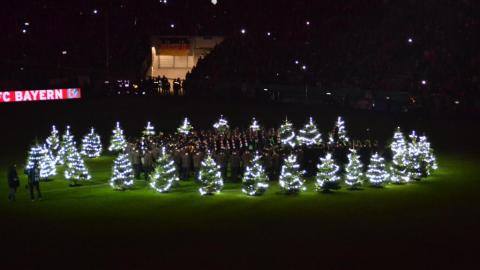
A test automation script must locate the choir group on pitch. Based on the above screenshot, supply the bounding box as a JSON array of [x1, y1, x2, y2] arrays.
[[24, 115, 437, 196]]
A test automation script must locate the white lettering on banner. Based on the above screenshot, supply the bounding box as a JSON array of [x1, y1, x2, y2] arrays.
[[30, 90, 38, 100], [23, 91, 31, 101], [55, 89, 63, 99], [1, 92, 10, 102], [15, 91, 23, 101], [46, 90, 54, 100], [39, 90, 47, 100]]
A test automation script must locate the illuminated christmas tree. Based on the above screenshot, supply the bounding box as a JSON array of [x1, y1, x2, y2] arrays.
[[250, 117, 261, 132], [143, 121, 155, 137], [25, 143, 56, 180], [177, 117, 193, 135], [45, 125, 60, 164], [57, 126, 76, 165], [278, 117, 296, 148], [110, 153, 134, 190], [81, 127, 102, 158], [242, 152, 269, 196], [297, 117, 322, 146], [64, 147, 91, 186], [344, 148, 363, 188], [366, 153, 389, 187], [213, 115, 229, 133], [335, 116, 349, 145], [108, 122, 127, 152], [150, 147, 179, 193], [418, 135, 438, 176], [406, 131, 422, 180], [39, 144, 56, 180], [279, 154, 306, 194], [315, 153, 340, 192], [390, 127, 410, 183], [198, 153, 224, 195]]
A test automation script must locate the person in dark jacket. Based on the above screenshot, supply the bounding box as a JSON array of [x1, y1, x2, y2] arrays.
[[7, 164, 20, 202], [28, 162, 42, 201], [229, 151, 241, 182]]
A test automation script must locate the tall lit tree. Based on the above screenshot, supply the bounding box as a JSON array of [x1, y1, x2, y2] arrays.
[[390, 127, 410, 183], [110, 153, 134, 190], [143, 121, 155, 137], [366, 153, 389, 187], [335, 116, 349, 145], [108, 122, 127, 152], [418, 135, 438, 176], [64, 147, 91, 186], [297, 117, 322, 146], [250, 117, 261, 132], [278, 117, 296, 148], [45, 125, 60, 164], [279, 154, 306, 194], [213, 115, 229, 133], [177, 117, 193, 135], [81, 127, 102, 158], [57, 126, 76, 165], [25, 143, 56, 180], [242, 152, 269, 196], [150, 147, 179, 193], [345, 149, 363, 189], [198, 153, 224, 195], [315, 153, 340, 192], [406, 131, 422, 180], [40, 144, 56, 180]]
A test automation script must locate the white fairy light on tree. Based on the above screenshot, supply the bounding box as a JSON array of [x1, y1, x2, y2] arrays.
[[278, 117, 296, 148], [315, 153, 340, 192], [198, 152, 224, 195], [418, 135, 438, 176], [143, 121, 156, 137], [390, 127, 410, 183], [64, 147, 91, 186], [57, 126, 75, 165], [150, 147, 179, 193], [250, 117, 261, 132], [297, 117, 322, 146], [335, 116, 349, 145], [25, 143, 56, 180], [177, 117, 193, 135], [108, 122, 127, 152], [366, 152, 389, 187], [242, 152, 269, 196], [407, 131, 422, 180], [45, 125, 60, 164], [279, 154, 306, 194], [213, 115, 229, 133], [110, 153, 134, 190], [345, 148, 363, 188], [81, 127, 102, 158]]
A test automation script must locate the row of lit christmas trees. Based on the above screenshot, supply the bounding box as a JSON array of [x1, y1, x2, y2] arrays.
[[25, 116, 437, 195]]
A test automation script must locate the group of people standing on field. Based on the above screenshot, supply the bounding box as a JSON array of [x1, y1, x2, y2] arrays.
[[124, 127, 379, 183], [7, 163, 42, 203]]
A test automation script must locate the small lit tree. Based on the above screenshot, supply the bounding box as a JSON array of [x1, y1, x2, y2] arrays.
[[110, 153, 134, 190], [25, 143, 56, 180], [64, 147, 91, 186], [390, 127, 410, 183], [315, 153, 340, 192], [108, 122, 127, 152], [279, 154, 306, 194], [418, 135, 438, 176], [250, 117, 261, 132], [150, 147, 180, 193], [177, 117, 193, 135], [45, 125, 60, 164], [335, 116, 349, 146], [345, 149, 363, 189], [213, 115, 229, 134], [198, 153, 224, 195], [57, 126, 76, 165], [40, 144, 56, 180], [278, 117, 296, 148], [407, 131, 422, 180], [297, 117, 322, 146], [366, 153, 389, 187], [242, 152, 269, 196], [81, 127, 102, 158], [143, 121, 155, 137]]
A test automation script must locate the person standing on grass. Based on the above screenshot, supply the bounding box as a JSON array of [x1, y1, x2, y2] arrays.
[[28, 162, 42, 201], [7, 164, 20, 202]]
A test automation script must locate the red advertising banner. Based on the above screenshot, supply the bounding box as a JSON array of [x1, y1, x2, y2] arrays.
[[0, 88, 81, 103]]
